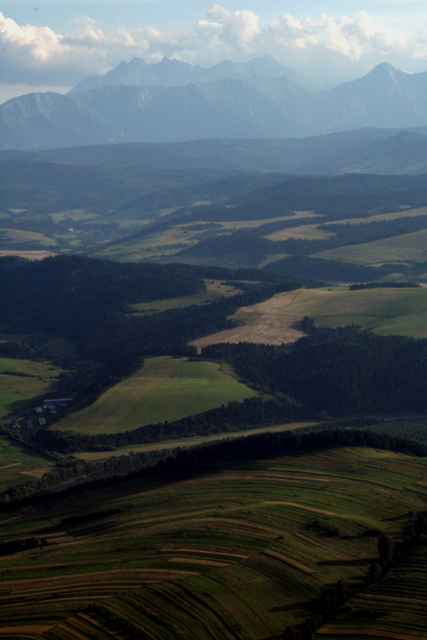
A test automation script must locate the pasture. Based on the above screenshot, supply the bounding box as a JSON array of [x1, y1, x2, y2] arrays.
[[193, 286, 427, 349], [326, 204, 427, 225], [54, 356, 258, 435], [266, 223, 336, 241], [0, 447, 426, 638], [0, 437, 52, 492], [98, 230, 194, 262], [0, 357, 63, 415], [315, 228, 427, 266], [0, 228, 58, 247], [0, 250, 55, 260], [132, 279, 241, 314]]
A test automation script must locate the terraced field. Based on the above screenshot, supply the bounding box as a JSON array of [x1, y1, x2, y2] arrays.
[[54, 356, 258, 434], [0, 447, 426, 638], [316, 543, 427, 640]]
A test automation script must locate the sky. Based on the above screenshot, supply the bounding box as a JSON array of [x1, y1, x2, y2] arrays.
[[1, 1, 427, 103]]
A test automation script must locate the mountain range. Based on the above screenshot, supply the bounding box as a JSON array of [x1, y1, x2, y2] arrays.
[[2, 57, 427, 150], [69, 55, 309, 94]]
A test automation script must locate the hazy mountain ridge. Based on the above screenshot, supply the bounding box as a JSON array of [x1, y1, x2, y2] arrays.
[[3, 60, 427, 150], [4, 128, 427, 183], [69, 55, 308, 94]]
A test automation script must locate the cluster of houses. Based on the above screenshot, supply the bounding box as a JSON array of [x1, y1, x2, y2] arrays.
[[11, 397, 73, 431]]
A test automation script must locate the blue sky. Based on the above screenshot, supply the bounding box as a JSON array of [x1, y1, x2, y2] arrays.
[[1, 1, 427, 102]]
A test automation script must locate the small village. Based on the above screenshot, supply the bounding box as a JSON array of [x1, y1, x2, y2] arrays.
[[9, 398, 73, 432]]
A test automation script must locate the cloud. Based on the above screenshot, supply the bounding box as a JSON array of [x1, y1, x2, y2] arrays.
[[0, 6, 425, 88], [0, 12, 108, 84]]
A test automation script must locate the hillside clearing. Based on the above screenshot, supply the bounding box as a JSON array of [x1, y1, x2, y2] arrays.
[[0, 357, 64, 415], [132, 279, 241, 314], [0, 437, 52, 492], [193, 286, 427, 350], [315, 228, 427, 266], [54, 356, 258, 435], [192, 289, 308, 349]]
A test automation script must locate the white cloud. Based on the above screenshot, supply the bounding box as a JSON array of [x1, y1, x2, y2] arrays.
[[0, 12, 108, 84], [0, 6, 425, 89]]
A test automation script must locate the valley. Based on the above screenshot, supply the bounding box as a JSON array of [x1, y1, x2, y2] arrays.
[[3, 65, 427, 638]]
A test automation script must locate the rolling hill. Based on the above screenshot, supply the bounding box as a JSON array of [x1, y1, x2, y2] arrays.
[[0, 437, 426, 639]]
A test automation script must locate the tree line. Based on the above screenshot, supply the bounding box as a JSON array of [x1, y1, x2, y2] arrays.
[[2, 427, 426, 512]]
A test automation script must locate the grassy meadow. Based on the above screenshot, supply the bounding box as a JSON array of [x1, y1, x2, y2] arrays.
[[54, 356, 258, 435], [277, 286, 427, 338], [0, 357, 64, 415], [0, 437, 53, 491], [315, 228, 427, 266], [194, 286, 427, 349], [266, 223, 336, 241], [132, 279, 241, 314], [0, 446, 426, 638], [326, 204, 427, 225]]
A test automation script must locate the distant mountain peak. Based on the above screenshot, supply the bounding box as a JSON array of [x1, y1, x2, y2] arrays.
[[69, 55, 308, 95], [371, 62, 397, 72], [127, 57, 147, 67], [366, 62, 407, 82]]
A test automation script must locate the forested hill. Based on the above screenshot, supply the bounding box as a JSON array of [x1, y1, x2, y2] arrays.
[[0, 255, 300, 403], [0, 254, 206, 316], [202, 326, 427, 416]]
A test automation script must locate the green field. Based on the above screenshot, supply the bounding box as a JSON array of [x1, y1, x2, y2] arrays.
[[0, 227, 59, 248], [0, 446, 426, 638], [325, 204, 427, 225], [315, 228, 427, 266], [0, 437, 52, 491], [132, 279, 241, 314], [265, 286, 427, 339], [98, 230, 195, 262], [0, 357, 64, 415], [54, 356, 258, 435]]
